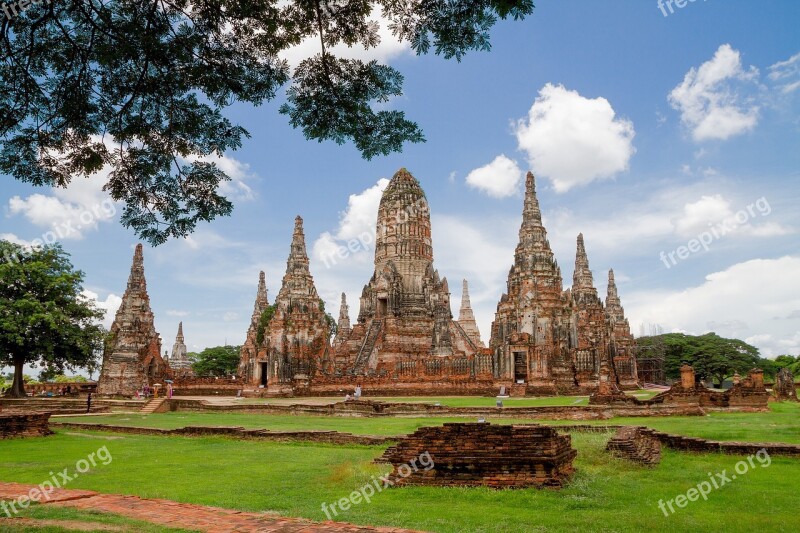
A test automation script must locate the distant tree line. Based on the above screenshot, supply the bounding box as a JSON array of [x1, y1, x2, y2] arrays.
[[636, 332, 796, 388]]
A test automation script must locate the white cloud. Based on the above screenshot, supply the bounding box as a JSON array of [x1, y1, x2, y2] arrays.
[[185, 153, 257, 202], [514, 83, 636, 192], [668, 44, 760, 141], [223, 312, 239, 322], [767, 52, 800, 94], [166, 310, 190, 317], [627, 256, 800, 357], [0, 233, 34, 247], [311, 178, 389, 271], [465, 155, 523, 198], [673, 194, 733, 235], [7, 169, 117, 241], [280, 13, 410, 69], [82, 290, 122, 329]]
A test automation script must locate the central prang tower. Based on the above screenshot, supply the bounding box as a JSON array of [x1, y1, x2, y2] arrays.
[[336, 168, 479, 375]]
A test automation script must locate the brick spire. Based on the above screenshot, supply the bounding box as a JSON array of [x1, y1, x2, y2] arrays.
[[276, 215, 320, 308], [572, 233, 595, 293], [176, 321, 184, 343], [251, 271, 269, 321], [457, 279, 484, 347], [605, 269, 626, 322], [338, 292, 351, 331], [127, 243, 147, 293], [514, 173, 559, 273]]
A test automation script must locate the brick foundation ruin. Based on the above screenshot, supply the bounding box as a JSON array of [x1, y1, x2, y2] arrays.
[[773, 368, 798, 401], [0, 412, 53, 439], [379, 423, 577, 488], [605, 426, 661, 465], [591, 365, 769, 411]]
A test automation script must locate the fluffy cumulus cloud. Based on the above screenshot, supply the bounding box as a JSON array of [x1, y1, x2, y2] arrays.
[[625, 256, 800, 357], [768, 52, 800, 94], [8, 171, 117, 241], [184, 153, 257, 202], [514, 83, 636, 192], [312, 178, 390, 271], [671, 194, 792, 238], [465, 155, 523, 198], [669, 44, 761, 141], [81, 290, 122, 329]]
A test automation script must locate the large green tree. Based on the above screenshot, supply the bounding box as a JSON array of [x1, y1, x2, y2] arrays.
[[190, 345, 242, 376], [0, 241, 106, 397], [637, 332, 762, 388], [1, 1, 535, 245]]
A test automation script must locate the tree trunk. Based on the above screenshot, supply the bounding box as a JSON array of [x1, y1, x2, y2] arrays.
[[9, 357, 26, 398]]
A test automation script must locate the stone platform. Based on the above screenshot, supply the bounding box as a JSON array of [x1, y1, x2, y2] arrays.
[[0, 411, 52, 439], [379, 423, 577, 488]]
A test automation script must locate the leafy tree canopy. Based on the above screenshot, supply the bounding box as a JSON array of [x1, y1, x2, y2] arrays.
[[190, 344, 241, 376], [0, 240, 106, 397], [637, 332, 763, 387], [1, 1, 535, 245]]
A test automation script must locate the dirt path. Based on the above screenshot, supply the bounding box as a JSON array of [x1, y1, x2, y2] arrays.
[[0, 482, 422, 532]]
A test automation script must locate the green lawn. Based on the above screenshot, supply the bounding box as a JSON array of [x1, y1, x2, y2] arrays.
[[0, 428, 795, 532], [232, 390, 661, 408], [55, 402, 800, 443], [0, 505, 194, 532]]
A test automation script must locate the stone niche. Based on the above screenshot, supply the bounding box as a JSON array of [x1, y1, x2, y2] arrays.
[[379, 423, 577, 488]]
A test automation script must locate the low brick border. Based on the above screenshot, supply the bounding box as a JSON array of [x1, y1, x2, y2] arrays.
[[552, 424, 800, 457], [51, 421, 394, 446], [0, 482, 422, 532], [51, 421, 800, 458]]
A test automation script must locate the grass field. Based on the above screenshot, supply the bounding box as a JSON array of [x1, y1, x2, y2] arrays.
[[0, 506, 193, 532], [0, 425, 796, 532], [55, 402, 800, 443], [231, 390, 660, 407]]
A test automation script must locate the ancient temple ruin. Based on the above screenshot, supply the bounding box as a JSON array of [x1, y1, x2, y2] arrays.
[[236, 168, 637, 395], [169, 322, 194, 376], [238, 271, 269, 384], [255, 217, 331, 393], [489, 173, 639, 393], [330, 168, 486, 383], [97, 244, 169, 396]]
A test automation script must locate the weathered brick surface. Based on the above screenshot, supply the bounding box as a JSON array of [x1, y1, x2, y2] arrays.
[[0, 411, 52, 438], [773, 367, 798, 401], [97, 244, 169, 396], [380, 423, 577, 488], [0, 482, 422, 532], [606, 426, 661, 465]]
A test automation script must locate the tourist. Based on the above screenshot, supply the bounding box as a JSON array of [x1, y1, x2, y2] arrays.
[[354, 385, 362, 400], [167, 383, 173, 399], [66, 384, 71, 396], [86, 392, 92, 413], [345, 393, 352, 402]]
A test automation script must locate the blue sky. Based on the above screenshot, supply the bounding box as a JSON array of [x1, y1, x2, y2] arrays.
[[2, 0, 799, 370]]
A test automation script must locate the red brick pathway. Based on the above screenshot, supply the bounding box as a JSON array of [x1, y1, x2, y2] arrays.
[[0, 482, 422, 532]]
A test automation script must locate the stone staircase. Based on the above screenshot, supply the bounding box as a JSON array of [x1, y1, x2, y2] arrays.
[[139, 397, 168, 415], [453, 321, 478, 353], [354, 319, 382, 373]]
